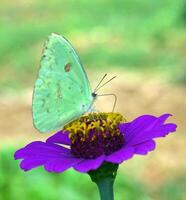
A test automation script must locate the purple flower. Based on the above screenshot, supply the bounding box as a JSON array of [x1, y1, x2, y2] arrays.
[[15, 113, 177, 173]]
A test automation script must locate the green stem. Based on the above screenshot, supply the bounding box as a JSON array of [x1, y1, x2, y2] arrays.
[[88, 162, 118, 200], [96, 177, 114, 200]]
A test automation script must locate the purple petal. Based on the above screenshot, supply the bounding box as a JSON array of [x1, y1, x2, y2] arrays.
[[44, 157, 82, 173], [134, 140, 156, 155], [121, 114, 166, 140], [46, 130, 71, 146], [120, 114, 177, 146], [105, 147, 134, 164], [14, 140, 75, 172], [118, 122, 130, 135], [73, 155, 105, 173], [20, 158, 48, 171], [14, 141, 71, 160]]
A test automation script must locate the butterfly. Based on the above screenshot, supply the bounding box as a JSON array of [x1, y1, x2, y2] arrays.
[[32, 33, 116, 133]]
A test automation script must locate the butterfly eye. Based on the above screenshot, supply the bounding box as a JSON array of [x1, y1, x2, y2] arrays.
[[64, 63, 71, 72], [92, 92, 97, 98]]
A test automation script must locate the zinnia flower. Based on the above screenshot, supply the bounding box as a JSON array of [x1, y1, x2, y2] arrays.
[[15, 112, 177, 173]]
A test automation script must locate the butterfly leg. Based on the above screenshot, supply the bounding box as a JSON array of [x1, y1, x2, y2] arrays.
[[89, 112, 95, 121], [97, 93, 117, 112]]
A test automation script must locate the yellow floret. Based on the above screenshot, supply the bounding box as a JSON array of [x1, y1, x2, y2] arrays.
[[64, 112, 126, 143]]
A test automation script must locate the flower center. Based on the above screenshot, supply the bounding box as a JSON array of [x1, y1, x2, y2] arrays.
[[64, 112, 126, 159]]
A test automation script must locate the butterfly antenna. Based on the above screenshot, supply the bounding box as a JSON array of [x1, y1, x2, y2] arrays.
[[93, 74, 107, 92], [94, 76, 117, 92]]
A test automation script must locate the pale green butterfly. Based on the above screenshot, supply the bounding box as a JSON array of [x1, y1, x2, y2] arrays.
[[32, 33, 116, 133]]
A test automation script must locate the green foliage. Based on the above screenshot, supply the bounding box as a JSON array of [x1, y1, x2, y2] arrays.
[[0, 148, 186, 200], [0, 0, 186, 91]]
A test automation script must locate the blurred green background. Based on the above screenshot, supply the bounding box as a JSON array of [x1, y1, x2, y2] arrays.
[[0, 0, 185, 199]]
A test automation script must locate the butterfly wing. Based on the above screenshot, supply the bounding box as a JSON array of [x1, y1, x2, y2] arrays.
[[32, 33, 93, 133]]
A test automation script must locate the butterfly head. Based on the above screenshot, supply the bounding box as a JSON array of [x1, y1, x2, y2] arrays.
[[92, 92, 97, 99]]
